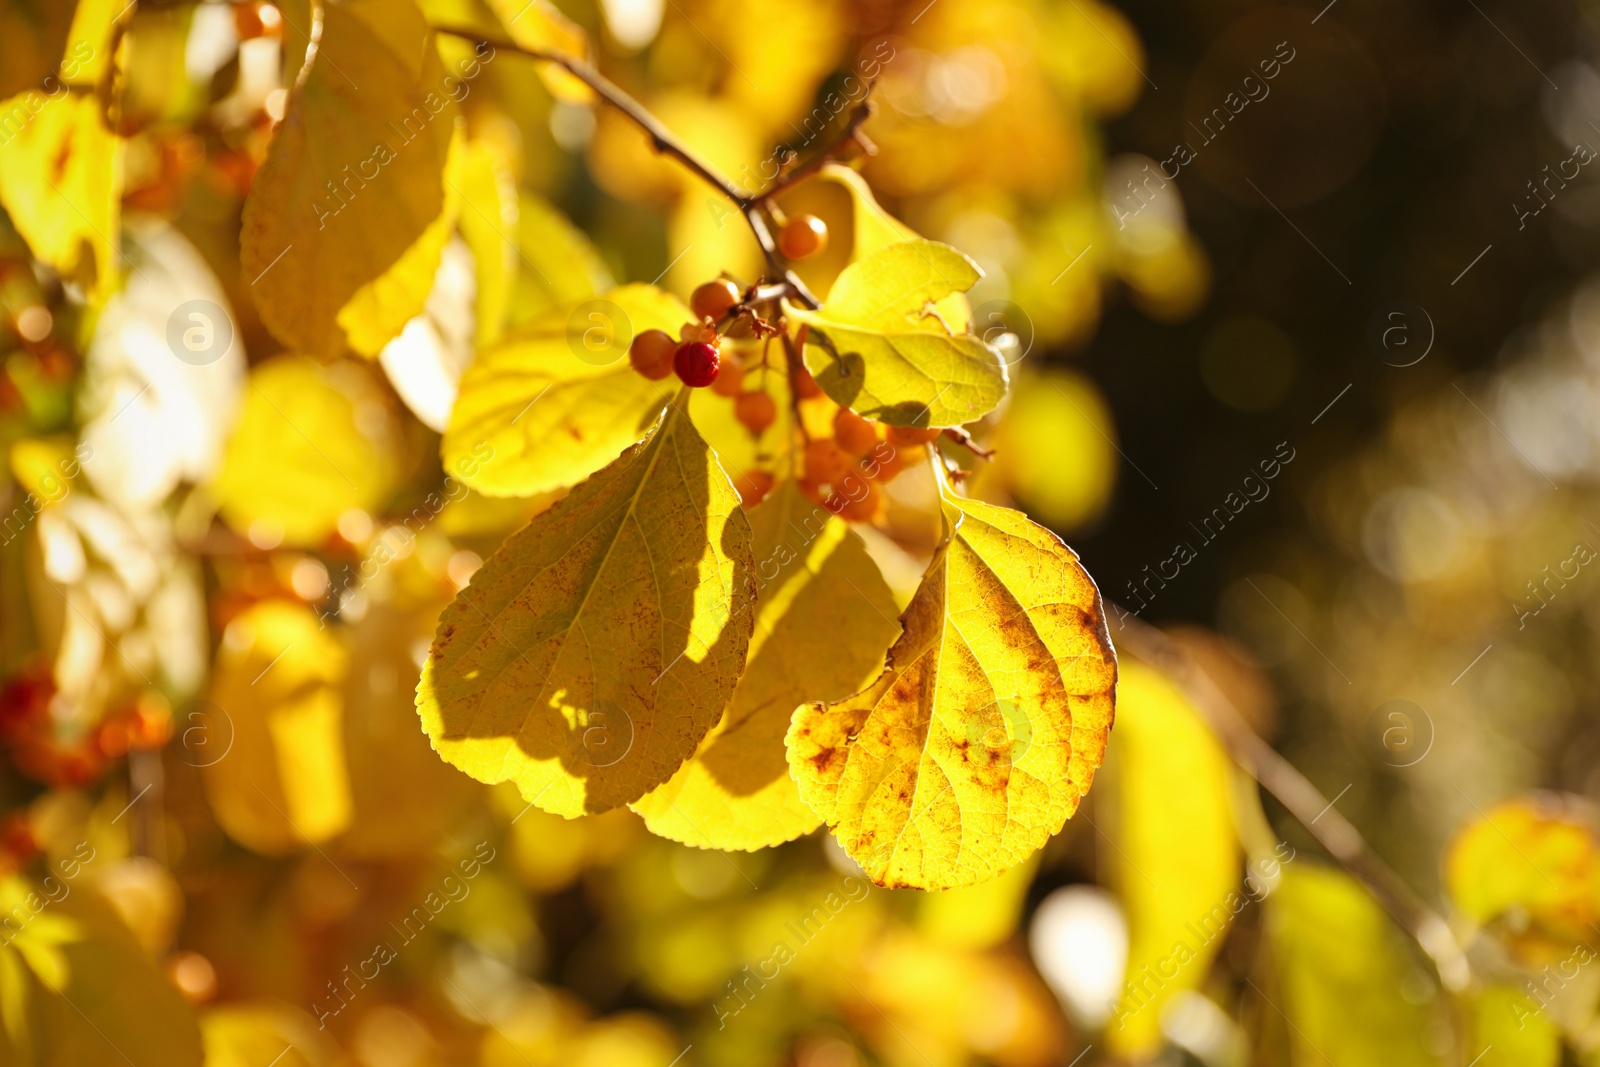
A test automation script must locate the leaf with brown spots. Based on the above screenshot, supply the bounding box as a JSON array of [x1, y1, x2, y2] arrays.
[[786, 479, 1116, 889], [416, 395, 757, 816]]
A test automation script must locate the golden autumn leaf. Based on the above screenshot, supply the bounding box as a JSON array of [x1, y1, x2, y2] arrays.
[[241, 0, 457, 358], [0, 1, 76, 101], [1106, 658, 1241, 1055], [417, 397, 757, 817], [212, 356, 399, 547], [786, 479, 1116, 890], [203, 600, 354, 853], [1444, 792, 1600, 960], [442, 284, 690, 497], [1266, 865, 1442, 1067], [0, 92, 121, 301], [786, 241, 1007, 428], [632, 479, 901, 850]]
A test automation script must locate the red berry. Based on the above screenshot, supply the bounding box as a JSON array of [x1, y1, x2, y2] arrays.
[[674, 341, 720, 387]]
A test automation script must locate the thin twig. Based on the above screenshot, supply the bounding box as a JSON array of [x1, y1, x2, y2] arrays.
[[759, 94, 878, 202], [433, 24, 829, 310], [1109, 610, 1472, 992], [434, 26, 749, 206]]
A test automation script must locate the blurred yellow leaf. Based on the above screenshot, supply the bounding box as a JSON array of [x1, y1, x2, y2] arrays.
[[336, 599, 483, 858], [787, 485, 1116, 889], [443, 284, 690, 497], [419, 399, 757, 817], [1267, 865, 1441, 1067], [213, 356, 398, 547], [508, 192, 616, 329], [451, 138, 518, 347], [0, 1, 76, 100], [632, 479, 900, 850], [1445, 793, 1600, 960], [1106, 658, 1240, 1055], [977, 370, 1117, 531], [2, 888, 202, 1067], [0, 92, 121, 300], [336, 130, 464, 358], [8, 439, 85, 507], [241, 0, 455, 357], [1467, 986, 1560, 1067], [204, 600, 354, 852], [788, 241, 1006, 428], [916, 854, 1038, 950], [484, 0, 594, 104], [201, 1002, 342, 1067]]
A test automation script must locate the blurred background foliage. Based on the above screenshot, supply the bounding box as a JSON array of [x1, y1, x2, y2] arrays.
[[1, 0, 1599, 1064]]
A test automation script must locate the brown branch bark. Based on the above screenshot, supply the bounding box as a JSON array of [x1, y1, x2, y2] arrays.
[[432, 25, 830, 309], [1109, 609, 1472, 992]]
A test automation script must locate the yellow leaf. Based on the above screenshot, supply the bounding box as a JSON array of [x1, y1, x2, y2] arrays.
[[63, 0, 121, 84], [336, 599, 483, 859], [0, 1, 77, 100], [786, 241, 1007, 428], [201, 1002, 342, 1067], [975, 369, 1118, 531], [452, 138, 519, 346], [483, 0, 595, 104], [442, 284, 691, 497], [1267, 865, 1442, 1067], [213, 356, 398, 547], [336, 130, 465, 358], [0, 92, 121, 300], [1467, 986, 1560, 1067], [1444, 792, 1600, 961], [418, 398, 757, 817], [508, 191, 616, 329], [1106, 658, 1241, 1055], [241, 0, 456, 357], [786, 481, 1116, 890], [631, 479, 900, 850], [777, 165, 969, 325], [17, 890, 203, 1067], [203, 600, 354, 852]]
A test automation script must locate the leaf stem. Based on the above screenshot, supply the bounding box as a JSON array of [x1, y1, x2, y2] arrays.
[[1108, 609, 1472, 992]]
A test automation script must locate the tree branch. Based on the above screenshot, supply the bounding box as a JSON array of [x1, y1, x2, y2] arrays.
[[432, 25, 834, 309], [1108, 609, 1472, 992]]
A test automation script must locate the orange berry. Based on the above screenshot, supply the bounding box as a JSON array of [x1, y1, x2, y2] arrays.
[[629, 329, 677, 380], [735, 391, 778, 433], [779, 214, 829, 260], [736, 469, 775, 507], [864, 447, 906, 482], [887, 425, 942, 447], [710, 359, 745, 397], [794, 365, 824, 399], [691, 279, 741, 323], [798, 478, 828, 505], [803, 438, 852, 487], [832, 409, 879, 456], [234, 3, 268, 40], [826, 479, 880, 523]]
